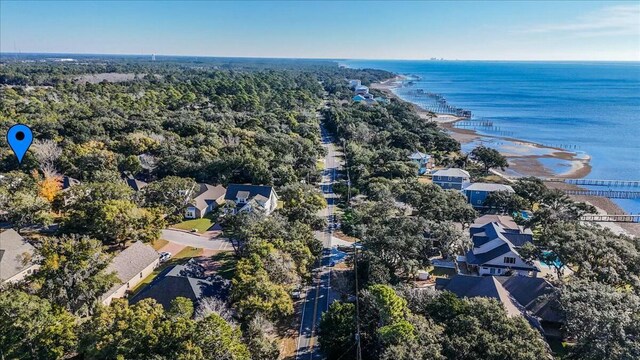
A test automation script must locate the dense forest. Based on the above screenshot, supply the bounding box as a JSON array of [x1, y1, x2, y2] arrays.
[[1, 57, 639, 360]]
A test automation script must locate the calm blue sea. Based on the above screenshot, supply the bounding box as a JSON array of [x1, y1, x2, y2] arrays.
[[343, 60, 640, 214]]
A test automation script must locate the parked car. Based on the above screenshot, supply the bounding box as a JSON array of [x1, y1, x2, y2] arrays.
[[159, 252, 172, 263], [292, 287, 305, 300]]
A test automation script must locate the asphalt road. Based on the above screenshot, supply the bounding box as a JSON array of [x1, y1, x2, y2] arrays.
[[160, 229, 233, 251], [295, 120, 342, 360]]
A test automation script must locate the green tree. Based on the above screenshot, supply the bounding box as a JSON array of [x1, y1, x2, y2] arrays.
[[35, 234, 117, 316], [0, 290, 77, 360], [560, 281, 640, 360], [318, 302, 357, 360], [140, 176, 197, 223], [470, 145, 508, 173], [194, 313, 251, 360]]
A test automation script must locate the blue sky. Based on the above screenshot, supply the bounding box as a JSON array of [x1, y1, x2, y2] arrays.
[[1, 1, 639, 60]]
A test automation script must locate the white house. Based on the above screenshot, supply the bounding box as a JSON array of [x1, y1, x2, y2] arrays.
[[101, 242, 159, 306], [348, 79, 361, 89], [224, 184, 279, 215], [432, 168, 471, 190], [462, 221, 538, 277], [0, 229, 40, 284], [354, 85, 369, 95], [184, 183, 227, 219]]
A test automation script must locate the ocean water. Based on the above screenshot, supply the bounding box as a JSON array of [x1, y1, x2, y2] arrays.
[[343, 60, 640, 214]]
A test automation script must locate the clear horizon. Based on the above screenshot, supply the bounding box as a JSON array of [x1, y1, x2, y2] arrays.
[[1, 0, 639, 61]]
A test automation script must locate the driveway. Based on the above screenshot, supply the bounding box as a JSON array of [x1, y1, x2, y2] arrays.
[[161, 229, 233, 251]]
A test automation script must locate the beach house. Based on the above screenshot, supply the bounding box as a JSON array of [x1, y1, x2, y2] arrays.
[[224, 184, 279, 215], [354, 85, 369, 95], [432, 168, 471, 190], [184, 183, 227, 219], [461, 221, 538, 277], [408, 151, 434, 175], [101, 241, 159, 305], [436, 274, 563, 337], [348, 79, 361, 89], [463, 182, 515, 208], [352, 94, 365, 102], [0, 229, 40, 284]]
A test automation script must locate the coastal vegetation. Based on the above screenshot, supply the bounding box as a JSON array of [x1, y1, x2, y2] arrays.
[[1, 57, 638, 360]]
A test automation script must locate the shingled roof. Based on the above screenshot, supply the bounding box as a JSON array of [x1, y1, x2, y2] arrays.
[[102, 242, 158, 300], [189, 183, 227, 210], [0, 229, 37, 282], [437, 275, 521, 317], [130, 264, 230, 310]]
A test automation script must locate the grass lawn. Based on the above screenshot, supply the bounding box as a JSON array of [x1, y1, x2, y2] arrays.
[[172, 215, 216, 233], [175, 246, 203, 259], [151, 239, 169, 251], [210, 252, 237, 280]]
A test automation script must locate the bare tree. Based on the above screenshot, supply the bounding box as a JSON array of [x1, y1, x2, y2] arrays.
[[32, 139, 62, 176], [195, 297, 235, 322]]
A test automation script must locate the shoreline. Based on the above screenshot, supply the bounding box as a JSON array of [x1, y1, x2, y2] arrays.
[[371, 76, 592, 180], [372, 76, 637, 237]]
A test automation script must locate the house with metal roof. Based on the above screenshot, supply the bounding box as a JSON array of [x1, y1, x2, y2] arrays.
[[101, 241, 159, 305], [352, 94, 365, 102], [432, 168, 471, 190], [0, 229, 40, 284], [185, 183, 227, 219], [462, 221, 538, 277], [130, 264, 230, 311], [408, 151, 434, 175], [224, 184, 279, 215], [463, 182, 515, 208]]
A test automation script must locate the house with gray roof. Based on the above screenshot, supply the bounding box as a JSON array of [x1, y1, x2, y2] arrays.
[[462, 221, 538, 277], [437, 274, 563, 338], [463, 182, 515, 208], [130, 264, 230, 311], [185, 183, 227, 219], [224, 184, 279, 215], [432, 168, 471, 190], [408, 151, 434, 175], [0, 229, 40, 284], [101, 241, 159, 305]]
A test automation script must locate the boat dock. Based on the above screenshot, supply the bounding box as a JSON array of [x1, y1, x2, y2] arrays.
[[563, 189, 640, 199], [581, 214, 640, 223]]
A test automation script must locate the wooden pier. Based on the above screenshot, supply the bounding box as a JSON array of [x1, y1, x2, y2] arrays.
[[581, 214, 640, 223], [565, 179, 640, 187], [564, 189, 640, 199]]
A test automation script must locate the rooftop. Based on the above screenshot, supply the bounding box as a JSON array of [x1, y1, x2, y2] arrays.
[[0, 229, 37, 282], [190, 183, 227, 210], [463, 182, 514, 192], [433, 168, 470, 178], [102, 242, 158, 300]]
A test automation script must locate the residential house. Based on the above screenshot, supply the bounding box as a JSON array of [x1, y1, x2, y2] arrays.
[[408, 151, 434, 175], [62, 176, 80, 189], [184, 183, 227, 219], [224, 184, 279, 215], [348, 79, 361, 89], [363, 98, 378, 105], [432, 168, 471, 190], [123, 174, 148, 192], [352, 94, 365, 102], [130, 264, 230, 311], [437, 274, 563, 338], [101, 242, 159, 306], [0, 229, 40, 284], [354, 85, 369, 95], [462, 221, 538, 276], [463, 182, 515, 208]]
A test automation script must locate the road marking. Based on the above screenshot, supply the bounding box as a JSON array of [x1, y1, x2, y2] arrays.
[[307, 280, 322, 359], [295, 294, 308, 360]]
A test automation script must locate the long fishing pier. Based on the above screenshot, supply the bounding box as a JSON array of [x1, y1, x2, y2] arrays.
[[546, 178, 640, 187], [563, 189, 640, 199], [580, 214, 640, 223]]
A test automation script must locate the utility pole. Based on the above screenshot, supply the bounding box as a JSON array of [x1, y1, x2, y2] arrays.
[[353, 243, 362, 360]]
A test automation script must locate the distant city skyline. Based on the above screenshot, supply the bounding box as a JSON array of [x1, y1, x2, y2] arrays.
[[1, 0, 639, 61]]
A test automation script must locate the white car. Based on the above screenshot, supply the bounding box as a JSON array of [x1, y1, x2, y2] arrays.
[[159, 252, 172, 263]]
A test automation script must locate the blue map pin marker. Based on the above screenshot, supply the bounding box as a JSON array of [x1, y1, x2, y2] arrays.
[[7, 124, 33, 164]]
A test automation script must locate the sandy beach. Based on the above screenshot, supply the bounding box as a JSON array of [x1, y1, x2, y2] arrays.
[[372, 77, 592, 180], [373, 77, 638, 237]]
